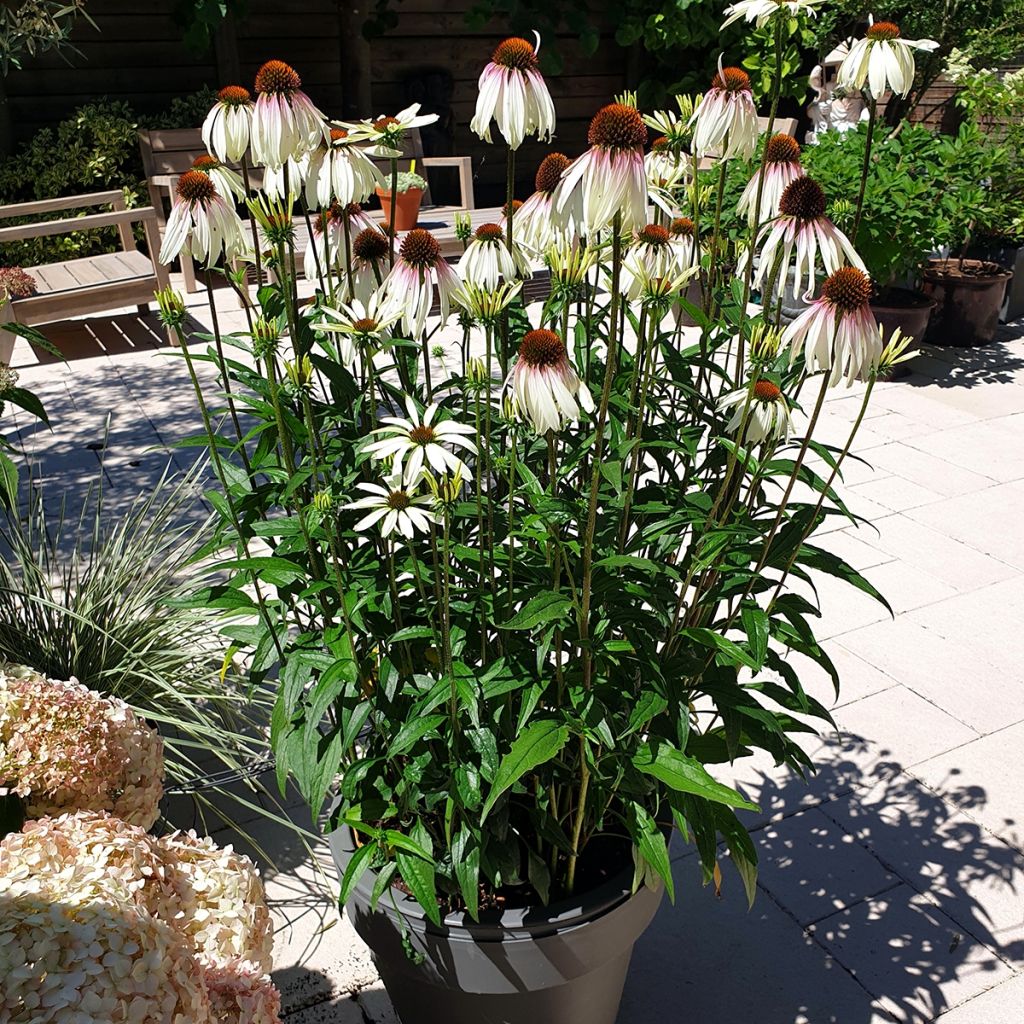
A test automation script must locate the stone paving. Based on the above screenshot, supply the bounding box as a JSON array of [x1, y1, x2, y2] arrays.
[[5, 284, 1024, 1023]]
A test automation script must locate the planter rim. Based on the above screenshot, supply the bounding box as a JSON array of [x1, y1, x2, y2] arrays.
[[330, 823, 649, 943], [923, 258, 1013, 286], [375, 185, 424, 198], [870, 287, 937, 314]]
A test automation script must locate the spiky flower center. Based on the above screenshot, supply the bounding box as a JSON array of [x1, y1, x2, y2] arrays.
[[821, 267, 872, 314], [670, 217, 696, 238], [352, 317, 378, 333], [374, 116, 402, 132], [218, 85, 251, 106], [503, 199, 523, 217], [519, 328, 565, 368], [330, 128, 349, 143], [176, 170, 216, 203], [637, 223, 670, 247], [588, 103, 648, 150], [353, 227, 390, 261], [753, 379, 782, 401], [765, 133, 801, 164], [409, 424, 436, 445], [475, 223, 504, 243], [867, 21, 901, 40], [535, 152, 570, 194], [779, 176, 826, 220], [255, 60, 301, 95], [651, 135, 671, 153], [711, 67, 751, 93], [493, 37, 538, 71], [400, 228, 441, 267], [386, 490, 411, 511]]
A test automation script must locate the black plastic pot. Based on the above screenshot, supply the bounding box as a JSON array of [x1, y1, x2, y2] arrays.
[[329, 826, 663, 1024], [921, 259, 1013, 346]]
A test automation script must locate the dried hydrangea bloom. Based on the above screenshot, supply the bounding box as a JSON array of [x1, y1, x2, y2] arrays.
[[0, 665, 163, 827], [201, 956, 283, 1024]]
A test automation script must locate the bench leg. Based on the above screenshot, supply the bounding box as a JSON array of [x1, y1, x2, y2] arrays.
[[181, 252, 200, 294]]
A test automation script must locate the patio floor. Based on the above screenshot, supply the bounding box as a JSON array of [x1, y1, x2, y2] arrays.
[[6, 280, 1024, 1023]]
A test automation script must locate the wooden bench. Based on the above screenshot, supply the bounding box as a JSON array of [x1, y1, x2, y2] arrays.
[[0, 191, 168, 365], [139, 126, 476, 289]]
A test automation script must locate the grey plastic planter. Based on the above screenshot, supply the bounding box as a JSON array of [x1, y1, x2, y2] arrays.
[[329, 826, 663, 1024]]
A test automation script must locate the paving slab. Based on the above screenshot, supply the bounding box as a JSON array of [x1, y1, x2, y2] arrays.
[[930, 973, 1024, 1023]]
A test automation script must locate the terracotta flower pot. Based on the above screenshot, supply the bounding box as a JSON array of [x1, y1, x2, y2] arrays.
[[329, 825, 663, 1024], [376, 186, 424, 232], [869, 286, 937, 377], [921, 259, 1013, 347]]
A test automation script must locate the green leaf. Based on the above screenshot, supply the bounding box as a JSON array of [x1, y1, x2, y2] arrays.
[[481, 720, 570, 821], [386, 714, 445, 758], [634, 740, 758, 811], [0, 451, 18, 509], [496, 591, 573, 631], [678, 627, 758, 670], [628, 802, 674, 902], [395, 846, 440, 926], [741, 605, 769, 668], [800, 544, 893, 614], [213, 555, 307, 588], [3, 387, 48, 424], [339, 838, 377, 906], [451, 828, 480, 920]]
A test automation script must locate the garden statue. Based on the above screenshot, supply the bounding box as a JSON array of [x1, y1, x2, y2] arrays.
[[807, 43, 868, 143]]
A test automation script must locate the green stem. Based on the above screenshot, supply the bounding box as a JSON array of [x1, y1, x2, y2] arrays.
[[852, 98, 878, 246]]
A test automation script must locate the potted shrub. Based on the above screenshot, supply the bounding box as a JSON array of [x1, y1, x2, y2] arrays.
[[376, 165, 427, 232], [922, 122, 1014, 345], [803, 121, 943, 346], [173, 21, 904, 1024]]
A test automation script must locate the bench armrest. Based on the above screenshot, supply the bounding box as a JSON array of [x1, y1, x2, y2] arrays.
[[0, 190, 128, 221], [422, 156, 475, 210], [0, 206, 161, 244]]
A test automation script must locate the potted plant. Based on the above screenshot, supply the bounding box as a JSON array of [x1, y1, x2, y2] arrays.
[[376, 164, 427, 232], [922, 121, 1014, 345], [803, 121, 942, 346], [172, 19, 905, 1024]]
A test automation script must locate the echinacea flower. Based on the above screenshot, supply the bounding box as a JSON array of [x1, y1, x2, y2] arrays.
[[303, 201, 377, 282], [452, 279, 523, 325], [737, 133, 805, 225], [782, 266, 882, 386], [622, 223, 677, 298], [191, 154, 247, 202], [721, 0, 822, 30], [668, 217, 701, 274], [470, 33, 556, 150], [202, 85, 254, 163], [364, 397, 477, 483], [347, 226, 391, 301], [837, 17, 939, 98], [718, 378, 793, 444], [554, 103, 648, 235], [261, 153, 311, 204], [313, 292, 402, 368], [345, 467, 439, 539], [250, 59, 327, 168], [690, 61, 759, 160], [503, 328, 593, 434], [545, 239, 598, 292], [340, 104, 439, 158], [752, 176, 864, 299], [379, 228, 461, 340], [514, 152, 574, 253], [159, 170, 247, 267], [458, 222, 528, 288], [312, 127, 383, 206]]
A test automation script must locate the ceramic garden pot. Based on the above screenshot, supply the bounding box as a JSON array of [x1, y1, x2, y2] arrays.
[[376, 186, 424, 232], [921, 259, 1013, 346], [329, 825, 663, 1024]]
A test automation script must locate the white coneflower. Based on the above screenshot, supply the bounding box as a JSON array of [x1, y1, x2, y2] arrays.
[[514, 152, 573, 254], [622, 223, 676, 299], [313, 293, 402, 368], [201, 85, 254, 163], [718, 378, 793, 444], [345, 467, 438, 539], [470, 33, 556, 150], [721, 0, 821, 30], [250, 59, 328, 168], [364, 397, 477, 484], [304, 201, 377, 281], [159, 170, 246, 267], [782, 267, 882, 387], [503, 328, 593, 434], [554, 103, 648, 236], [313, 127, 383, 206], [737, 133, 805, 225], [668, 217, 701, 275], [690, 61, 759, 160], [190, 154, 246, 202], [346, 226, 391, 302], [262, 154, 310, 203], [458, 222, 528, 288], [379, 229, 461, 340], [753, 176, 864, 299], [837, 17, 939, 98], [341, 104, 439, 158]]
